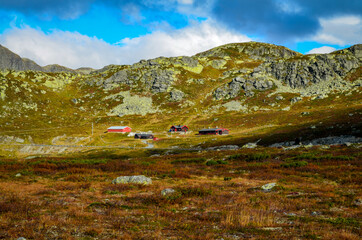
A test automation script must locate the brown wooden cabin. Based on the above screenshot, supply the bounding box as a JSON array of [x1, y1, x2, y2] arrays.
[[198, 128, 229, 135]]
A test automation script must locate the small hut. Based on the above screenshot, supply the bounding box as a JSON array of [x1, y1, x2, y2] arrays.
[[134, 133, 154, 139], [198, 128, 229, 135]]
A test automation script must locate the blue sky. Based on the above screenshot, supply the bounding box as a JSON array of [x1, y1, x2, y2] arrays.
[[0, 0, 361, 68]]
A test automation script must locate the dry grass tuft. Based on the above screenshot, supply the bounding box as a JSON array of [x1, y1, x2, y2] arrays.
[[222, 207, 277, 229]]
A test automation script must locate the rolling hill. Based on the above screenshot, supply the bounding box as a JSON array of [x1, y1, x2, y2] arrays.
[[0, 42, 361, 155]]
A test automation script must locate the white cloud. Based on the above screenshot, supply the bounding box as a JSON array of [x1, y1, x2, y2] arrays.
[[0, 26, 122, 69], [313, 15, 362, 46], [118, 20, 251, 61], [177, 0, 194, 4], [276, 0, 302, 14], [306, 46, 336, 54], [0, 21, 251, 69]]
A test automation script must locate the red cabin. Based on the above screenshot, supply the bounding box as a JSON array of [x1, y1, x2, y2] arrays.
[[198, 128, 229, 135], [169, 125, 189, 132], [107, 126, 132, 133]]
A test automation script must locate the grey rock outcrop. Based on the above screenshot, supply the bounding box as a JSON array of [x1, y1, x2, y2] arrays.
[[176, 56, 199, 68], [161, 188, 176, 196], [264, 46, 361, 89], [170, 89, 185, 101], [197, 42, 300, 60], [143, 69, 175, 93], [103, 69, 135, 88], [214, 44, 361, 100], [270, 135, 362, 148], [290, 97, 302, 104], [261, 183, 277, 192], [241, 43, 300, 60], [43, 64, 75, 73], [112, 175, 152, 185], [214, 76, 274, 100]]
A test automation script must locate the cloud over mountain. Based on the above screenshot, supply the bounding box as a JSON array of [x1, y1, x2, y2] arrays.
[[208, 0, 362, 42], [0, 21, 250, 69]]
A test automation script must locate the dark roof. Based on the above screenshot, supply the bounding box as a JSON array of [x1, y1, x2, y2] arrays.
[[171, 125, 188, 128], [199, 128, 228, 132], [135, 133, 153, 136]]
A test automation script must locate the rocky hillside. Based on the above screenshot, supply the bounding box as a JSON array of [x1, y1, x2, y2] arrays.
[[0, 45, 43, 72], [0, 44, 90, 73], [0, 42, 361, 147]]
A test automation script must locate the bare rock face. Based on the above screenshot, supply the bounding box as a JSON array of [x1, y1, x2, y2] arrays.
[[265, 55, 359, 89], [214, 76, 274, 100], [0, 44, 77, 72], [264, 45, 361, 89], [197, 41, 300, 60], [43, 64, 75, 73], [0, 45, 42, 71], [241, 43, 300, 60], [213, 44, 361, 100], [103, 69, 135, 88], [144, 69, 176, 93], [170, 89, 185, 101]]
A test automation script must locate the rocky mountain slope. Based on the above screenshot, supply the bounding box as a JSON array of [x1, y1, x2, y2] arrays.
[[0, 44, 91, 73], [0, 42, 361, 149]]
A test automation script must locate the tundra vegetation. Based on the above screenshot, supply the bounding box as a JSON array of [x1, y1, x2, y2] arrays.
[[0, 42, 361, 239], [0, 147, 361, 239]]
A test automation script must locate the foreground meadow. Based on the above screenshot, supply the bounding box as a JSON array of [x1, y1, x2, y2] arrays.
[[0, 145, 361, 239]]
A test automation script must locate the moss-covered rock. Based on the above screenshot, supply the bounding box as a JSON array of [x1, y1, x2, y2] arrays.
[[108, 91, 158, 116]]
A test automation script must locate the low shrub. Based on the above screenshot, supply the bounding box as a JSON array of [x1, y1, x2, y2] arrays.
[[245, 153, 271, 162], [171, 157, 206, 164], [177, 186, 212, 197], [291, 153, 354, 161], [206, 160, 228, 166], [281, 161, 308, 168], [102, 183, 146, 194], [228, 153, 270, 162]]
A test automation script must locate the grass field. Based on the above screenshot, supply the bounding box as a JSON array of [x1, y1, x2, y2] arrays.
[[0, 145, 360, 239]]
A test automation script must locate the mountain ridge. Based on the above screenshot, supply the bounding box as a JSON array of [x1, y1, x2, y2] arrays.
[[0, 41, 360, 149], [1, 41, 360, 73], [0, 44, 94, 73]]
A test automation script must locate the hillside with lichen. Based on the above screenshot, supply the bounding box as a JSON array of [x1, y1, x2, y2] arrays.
[[0, 42, 361, 154]]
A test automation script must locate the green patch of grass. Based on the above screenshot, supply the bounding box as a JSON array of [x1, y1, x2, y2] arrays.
[[178, 186, 212, 197], [289, 216, 361, 228], [206, 159, 228, 166], [324, 217, 361, 228], [281, 161, 308, 168], [247, 162, 270, 167], [289, 153, 354, 161], [84, 150, 130, 160], [104, 190, 122, 195], [0, 160, 17, 165], [28, 158, 108, 166], [171, 157, 206, 164], [228, 153, 270, 162]]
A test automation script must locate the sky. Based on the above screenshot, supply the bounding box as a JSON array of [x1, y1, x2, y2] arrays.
[[0, 0, 361, 69]]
